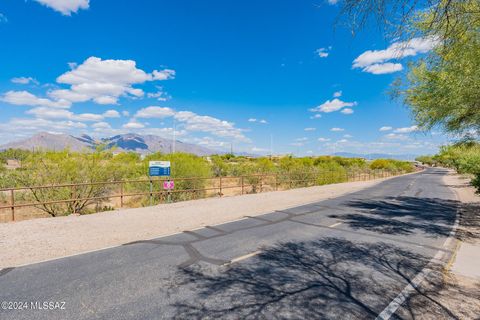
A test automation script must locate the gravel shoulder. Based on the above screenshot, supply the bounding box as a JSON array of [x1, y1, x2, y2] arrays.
[[0, 178, 394, 268]]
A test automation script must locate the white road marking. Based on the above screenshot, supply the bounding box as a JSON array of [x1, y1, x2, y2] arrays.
[[225, 250, 262, 265], [375, 175, 461, 320], [329, 222, 343, 228]]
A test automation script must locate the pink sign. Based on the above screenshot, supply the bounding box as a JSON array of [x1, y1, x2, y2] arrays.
[[163, 180, 175, 190]]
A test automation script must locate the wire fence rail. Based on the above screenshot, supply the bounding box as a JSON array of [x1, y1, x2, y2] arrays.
[[0, 169, 405, 223]]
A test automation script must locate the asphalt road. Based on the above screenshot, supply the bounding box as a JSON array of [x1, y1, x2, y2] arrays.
[[0, 168, 461, 319]]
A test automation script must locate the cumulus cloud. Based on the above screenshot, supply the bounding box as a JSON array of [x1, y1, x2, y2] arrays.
[[0, 118, 87, 139], [123, 121, 145, 129], [92, 122, 111, 130], [379, 126, 393, 131], [175, 111, 249, 142], [310, 114, 322, 119], [34, 0, 90, 15], [248, 118, 268, 124], [11, 77, 39, 85], [353, 37, 439, 75], [341, 108, 354, 115], [48, 57, 175, 105], [1, 91, 70, 108], [362, 63, 403, 74], [316, 47, 331, 58], [330, 127, 344, 132], [26, 107, 106, 122], [333, 91, 342, 98], [318, 137, 331, 142], [394, 125, 419, 133], [103, 109, 120, 118], [310, 98, 357, 113], [134, 106, 175, 119], [385, 133, 409, 140]]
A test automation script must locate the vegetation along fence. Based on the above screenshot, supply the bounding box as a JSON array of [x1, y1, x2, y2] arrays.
[[0, 169, 405, 223]]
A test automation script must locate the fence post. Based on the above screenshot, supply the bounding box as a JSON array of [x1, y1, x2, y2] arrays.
[[260, 175, 263, 193], [120, 181, 124, 208], [219, 176, 222, 196], [241, 176, 244, 195], [71, 185, 76, 214], [10, 189, 15, 222]]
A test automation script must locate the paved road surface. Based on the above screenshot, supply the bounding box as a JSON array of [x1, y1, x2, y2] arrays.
[[0, 168, 461, 319]]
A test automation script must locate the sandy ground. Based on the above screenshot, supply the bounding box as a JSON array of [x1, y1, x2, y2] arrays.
[[0, 178, 393, 268], [422, 171, 480, 319]]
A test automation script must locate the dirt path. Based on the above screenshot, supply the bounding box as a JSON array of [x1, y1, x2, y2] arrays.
[[0, 178, 394, 268]]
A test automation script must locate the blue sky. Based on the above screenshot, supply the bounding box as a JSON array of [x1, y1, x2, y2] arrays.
[[0, 0, 450, 156]]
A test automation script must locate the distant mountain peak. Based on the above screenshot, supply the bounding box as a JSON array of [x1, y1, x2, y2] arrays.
[[0, 132, 220, 156]]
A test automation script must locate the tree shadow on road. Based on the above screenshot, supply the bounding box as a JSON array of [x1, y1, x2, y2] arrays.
[[168, 238, 475, 319], [329, 196, 473, 240]]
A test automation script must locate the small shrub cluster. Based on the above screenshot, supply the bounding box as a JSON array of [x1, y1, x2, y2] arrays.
[[0, 149, 413, 216], [420, 140, 480, 193]]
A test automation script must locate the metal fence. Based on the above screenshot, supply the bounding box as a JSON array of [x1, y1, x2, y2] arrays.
[[0, 169, 403, 222]]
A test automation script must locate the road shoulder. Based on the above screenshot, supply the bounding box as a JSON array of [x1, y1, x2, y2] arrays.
[[0, 178, 394, 268]]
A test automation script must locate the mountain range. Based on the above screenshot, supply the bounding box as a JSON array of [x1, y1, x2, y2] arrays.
[[0, 132, 219, 156]]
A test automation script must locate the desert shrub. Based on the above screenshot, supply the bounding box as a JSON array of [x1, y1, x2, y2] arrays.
[[369, 159, 414, 172], [12, 150, 116, 217]]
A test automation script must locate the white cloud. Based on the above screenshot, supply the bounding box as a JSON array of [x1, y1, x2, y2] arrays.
[[333, 91, 342, 97], [1, 91, 70, 108], [0, 118, 87, 138], [11, 77, 39, 85], [337, 139, 349, 143], [343, 134, 353, 138], [175, 111, 249, 142], [147, 86, 170, 101], [26, 107, 105, 122], [49, 57, 175, 105], [192, 137, 228, 149], [330, 127, 344, 132], [134, 106, 175, 119], [310, 98, 357, 113], [327, 0, 339, 4], [92, 122, 111, 130], [379, 126, 393, 131], [34, 0, 90, 15], [394, 125, 419, 133], [122, 110, 130, 117], [295, 137, 308, 142], [341, 108, 354, 115], [247, 118, 267, 124], [123, 121, 145, 129], [316, 47, 331, 58], [304, 127, 316, 131], [103, 110, 120, 118], [318, 137, 331, 142], [362, 63, 403, 75], [385, 133, 409, 140], [353, 37, 439, 75], [310, 114, 322, 119]]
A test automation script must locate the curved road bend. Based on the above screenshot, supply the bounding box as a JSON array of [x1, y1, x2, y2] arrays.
[[0, 168, 460, 319]]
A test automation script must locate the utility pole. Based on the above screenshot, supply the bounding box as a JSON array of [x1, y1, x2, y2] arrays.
[[172, 117, 176, 154], [270, 134, 273, 159]]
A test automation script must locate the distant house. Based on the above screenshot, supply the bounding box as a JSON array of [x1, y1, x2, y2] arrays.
[[5, 159, 21, 170]]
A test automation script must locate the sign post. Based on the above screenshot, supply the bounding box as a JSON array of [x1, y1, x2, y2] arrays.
[[149, 161, 171, 205]]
